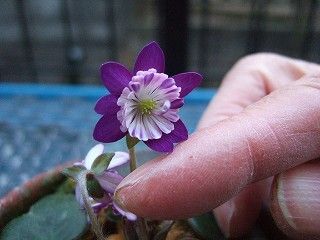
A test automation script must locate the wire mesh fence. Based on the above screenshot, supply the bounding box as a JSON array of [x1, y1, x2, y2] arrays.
[[0, 0, 319, 87]]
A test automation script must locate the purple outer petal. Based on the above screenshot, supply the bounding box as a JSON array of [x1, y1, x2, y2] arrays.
[[96, 171, 123, 194], [94, 94, 120, 115], [172, 72, 203, 97], [133, 41, 165, 74], [101, 61, 133, 96], [93, 114, 126, 143], [145, 120, 188, 152]]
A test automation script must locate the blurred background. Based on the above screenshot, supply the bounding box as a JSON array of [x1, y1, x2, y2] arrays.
[[0, 0, 319, 196], [1, 0, 320, 87]]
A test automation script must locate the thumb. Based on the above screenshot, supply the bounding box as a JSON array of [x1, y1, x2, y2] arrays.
[[271, 161, 320, 239], [115, 74, 320, 219]]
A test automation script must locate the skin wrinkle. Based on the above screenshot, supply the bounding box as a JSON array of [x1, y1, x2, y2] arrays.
[[235, 113, 283, 181], [243, 128, 256, 183], [248, 67, 272, 94]]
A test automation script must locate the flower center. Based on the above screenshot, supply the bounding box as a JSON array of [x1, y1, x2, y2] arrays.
[[138, 99, 156, 115]]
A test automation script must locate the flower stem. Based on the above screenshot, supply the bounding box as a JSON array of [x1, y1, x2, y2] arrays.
[[128, 146, 137, 172], [78, 171, 104, 240]]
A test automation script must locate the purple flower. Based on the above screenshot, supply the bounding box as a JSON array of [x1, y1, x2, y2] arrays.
[[75, 144, 137, 221], [93, 41, 202, 152]]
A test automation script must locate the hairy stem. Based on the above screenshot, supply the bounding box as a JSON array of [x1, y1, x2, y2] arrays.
[[129, 146, 137, 172], [78, 171, 104, 240]]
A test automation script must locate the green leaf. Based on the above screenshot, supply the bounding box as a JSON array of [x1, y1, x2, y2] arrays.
[[91, 153, 115, 175], [56, 179, 76, 194], [86, 175, 105, 199], [62, 165, 85, 180], [126, 134, 140, 149], [1, 193, 88, 240], [188, 213, 224, 240]]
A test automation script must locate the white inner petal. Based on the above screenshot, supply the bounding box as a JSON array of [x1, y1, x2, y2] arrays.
[[117, 69, 182, 141], [84, 144, 104, 169], [107, 151, 129, 170]]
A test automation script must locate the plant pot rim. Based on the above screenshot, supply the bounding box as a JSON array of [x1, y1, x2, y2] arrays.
[[0, 163, 70, 228]]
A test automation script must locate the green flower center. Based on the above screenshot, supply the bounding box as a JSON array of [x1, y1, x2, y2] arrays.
[[138, 99, 156, 115]]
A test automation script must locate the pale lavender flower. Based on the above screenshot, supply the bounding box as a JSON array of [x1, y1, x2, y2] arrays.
[[75, 144, 137, 221], [93, 41, 202, 152]]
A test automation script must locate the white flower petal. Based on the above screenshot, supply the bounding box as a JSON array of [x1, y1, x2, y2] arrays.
[[120, 125, 127, 132], [128, 114, 148, 141], [143, 116, 162, 139], [151, 115, 174, 134], [136, 115, 148, 141], [107, 151, 129, 170], [125, 111, 136, 128], [162, 109, 180, 122], [84, 144, 104, 169], [117, 87, 131, 106], [153, 100, 170, 115]]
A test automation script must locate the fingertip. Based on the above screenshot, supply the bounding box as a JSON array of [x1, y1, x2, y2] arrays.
[[114, 185, 136, 216]]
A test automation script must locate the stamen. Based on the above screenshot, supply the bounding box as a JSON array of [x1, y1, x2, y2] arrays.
[[138, 99, 156, 115]]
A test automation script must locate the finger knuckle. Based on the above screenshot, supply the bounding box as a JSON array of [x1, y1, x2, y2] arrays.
[[235, 52, 282, 68]]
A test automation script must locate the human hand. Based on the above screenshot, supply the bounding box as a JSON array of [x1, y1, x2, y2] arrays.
[[115, 53, 320, 239]]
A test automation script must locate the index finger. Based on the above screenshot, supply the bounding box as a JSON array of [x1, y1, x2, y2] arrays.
[[114, 62, 320, 220]]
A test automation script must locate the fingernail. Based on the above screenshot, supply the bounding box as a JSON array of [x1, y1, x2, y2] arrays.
[[113, 176, 141, 212], [114, 186, 130, 211], [272, 163, 320, 238], [113, 166, 151, 214]]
